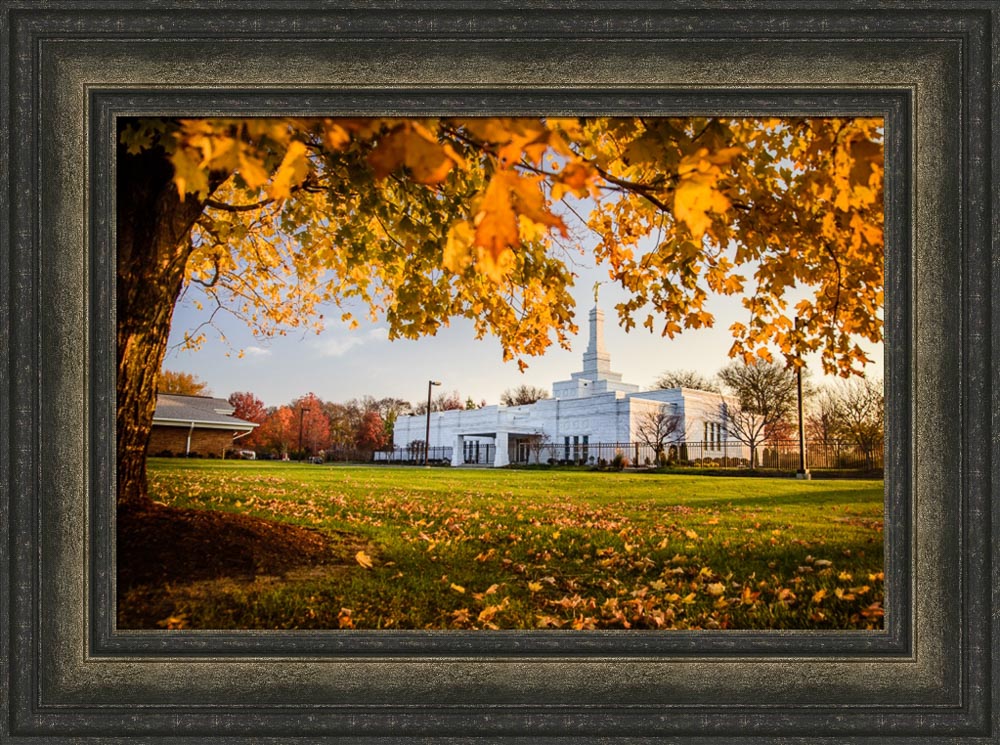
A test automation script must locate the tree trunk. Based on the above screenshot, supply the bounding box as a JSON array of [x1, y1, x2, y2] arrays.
[[115, 133, 219, 507]]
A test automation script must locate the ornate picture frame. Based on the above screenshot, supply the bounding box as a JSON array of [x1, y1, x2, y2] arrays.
[[1, 2, 995, 741]]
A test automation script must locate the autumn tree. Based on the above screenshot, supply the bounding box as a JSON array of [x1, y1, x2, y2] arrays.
[[158, 369, 211, 396], [290, 393, 330, 456], [653, 369, 720, 393], [368, 396, 411, 443], [355, 411, 388, 451], [500, 384, 551, 406], [226, 390, 267, 448], [717, 360, 799, 468], [257, 406, 295, 456], [634, 406, 685, 461], [117, 116, 882, 506]]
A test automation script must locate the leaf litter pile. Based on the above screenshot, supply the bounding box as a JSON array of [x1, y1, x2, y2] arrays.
[[120, 460, 885, 631]]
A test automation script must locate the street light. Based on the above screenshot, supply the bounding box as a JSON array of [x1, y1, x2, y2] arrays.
[[424, 380, 441, 466], [298, 406, 311, 461], [794, 317, 811, 480]]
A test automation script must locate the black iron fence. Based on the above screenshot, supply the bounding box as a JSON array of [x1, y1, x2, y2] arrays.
[[506, 439, 882, 471], [333, 439, 881, 472], [372, 446, 454, 465]]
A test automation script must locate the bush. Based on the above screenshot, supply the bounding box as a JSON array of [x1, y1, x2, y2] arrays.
[[656, 451, 670, 468], [154, 449, 173, 458], [611, 451, 629, 471], [186, 451, 200, 459]]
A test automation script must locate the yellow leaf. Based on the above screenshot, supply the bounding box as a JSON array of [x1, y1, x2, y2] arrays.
[[355, 550, 373, 569], [673, 152, 731, 238], [473, 176, 520, 281], [812, 588, 828, 603], [684, 529, 699, 540], [450, 583, 466, 594], [237, 149, 270, 190], [527, 581, 543, 592], [268, 140, 310, 200], [367, 122, 462, 185], [443, 220, 476, 273], [170, 147, 210, 199], [706, 582, 726, 596]]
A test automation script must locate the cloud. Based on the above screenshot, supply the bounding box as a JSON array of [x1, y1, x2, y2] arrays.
[[313, 336, 365, 358], [312, 326, 390, 358], [243, 346, 272, 358]]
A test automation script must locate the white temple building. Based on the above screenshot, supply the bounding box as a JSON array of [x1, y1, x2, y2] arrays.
[[390, 304, 731, 467]]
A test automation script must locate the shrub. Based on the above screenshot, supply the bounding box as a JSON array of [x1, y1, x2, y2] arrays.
[[611, 451, 628, 471], [155, 449, 173, 458], [186, 451, 200, 459], [656, 451, 670, 468]]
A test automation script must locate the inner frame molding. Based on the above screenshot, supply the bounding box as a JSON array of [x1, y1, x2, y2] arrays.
[[1, 4, 994, 742]]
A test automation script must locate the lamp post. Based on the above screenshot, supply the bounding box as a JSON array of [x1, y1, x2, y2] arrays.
[[424, 380, 441, 466], [794, 317, 811, 480], [298, 406, 310, 461]]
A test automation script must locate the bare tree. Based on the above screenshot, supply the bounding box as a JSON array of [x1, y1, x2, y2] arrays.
[[412, 390, 466, 415], [527, 432, 552, 465], [635, 406, 685, 463], [717, 360, 798, 468], [500, 384, 551, 406], [653, 369, 720, 392], [805, 387, 840, 447], [829, 377, 884, 468]]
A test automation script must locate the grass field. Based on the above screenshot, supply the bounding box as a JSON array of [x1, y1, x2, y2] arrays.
[[121, 459, 885, 630]]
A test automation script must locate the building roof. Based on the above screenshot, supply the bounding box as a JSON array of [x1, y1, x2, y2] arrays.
[[152, 393, 258, 431]]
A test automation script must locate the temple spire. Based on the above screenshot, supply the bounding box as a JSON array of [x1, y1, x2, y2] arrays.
[[582, 303, 612, 376]]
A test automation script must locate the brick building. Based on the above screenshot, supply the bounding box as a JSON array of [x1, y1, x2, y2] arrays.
[[147, 394, 258, 458]]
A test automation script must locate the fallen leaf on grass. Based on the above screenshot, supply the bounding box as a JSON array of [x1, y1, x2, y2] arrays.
[[355, 550, 374, 569]]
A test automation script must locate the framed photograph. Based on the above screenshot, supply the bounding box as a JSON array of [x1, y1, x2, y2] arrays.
[[1, 2, 996, 742]]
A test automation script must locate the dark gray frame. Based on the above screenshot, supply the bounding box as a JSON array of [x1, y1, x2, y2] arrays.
[[0, 2, 995, 742]]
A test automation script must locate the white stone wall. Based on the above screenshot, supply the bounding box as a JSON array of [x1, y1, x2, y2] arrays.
[[388, 304, 748, 465]]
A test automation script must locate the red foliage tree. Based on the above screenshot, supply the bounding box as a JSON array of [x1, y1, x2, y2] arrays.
[[291, 393, 331, 455], [227, 391, 267, 447], [257, 406, 295, 456], [355, 410, 388, 451]]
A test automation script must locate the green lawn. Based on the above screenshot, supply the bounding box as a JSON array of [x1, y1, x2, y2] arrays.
[[127, 459, 885, 630]]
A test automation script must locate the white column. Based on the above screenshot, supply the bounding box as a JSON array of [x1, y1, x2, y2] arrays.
[[494, 431, 510, 467], [451, 435, 465, 467]]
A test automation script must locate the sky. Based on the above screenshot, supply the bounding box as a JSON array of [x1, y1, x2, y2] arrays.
[[163, 213, 884, 409]]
